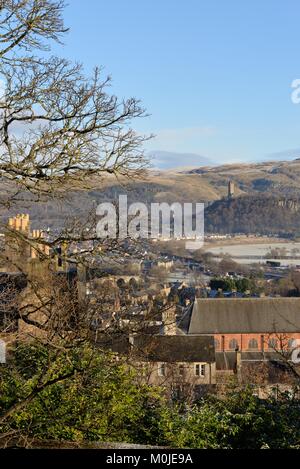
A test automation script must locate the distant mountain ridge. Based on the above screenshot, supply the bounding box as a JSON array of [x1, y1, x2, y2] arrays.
[[3, 158, 300, 233]]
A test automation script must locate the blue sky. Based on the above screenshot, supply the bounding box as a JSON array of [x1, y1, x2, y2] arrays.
[[52, 0, 300, 167]]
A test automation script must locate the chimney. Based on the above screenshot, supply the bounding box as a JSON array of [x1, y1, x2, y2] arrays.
[[14, 215, 21, 231], [162, 306, 177, 335]]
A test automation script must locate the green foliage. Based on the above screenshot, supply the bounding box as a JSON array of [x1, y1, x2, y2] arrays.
[[1, 344, 300, 448], [209, 276, 258, 293], [210, 277, 236, 292], [0, 342, 164, 445], [159, 387, 300, 449]]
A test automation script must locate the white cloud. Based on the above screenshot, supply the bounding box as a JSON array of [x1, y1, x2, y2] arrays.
[[147, 150, 214, 169], [265, 148, 300, 161]]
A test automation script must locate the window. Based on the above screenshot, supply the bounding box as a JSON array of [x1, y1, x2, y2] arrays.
[[158, 363, 166, 377], [195, 363, 205, 377], [229, 338, 239, 350], [268, 338, 278, 350], [214, 338, 220, 350], [248, 338, 258, 350], [179, 364, 184, 376]]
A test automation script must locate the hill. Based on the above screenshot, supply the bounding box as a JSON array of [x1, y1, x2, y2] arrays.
[[3, 158, 300, 233], [184, 159, 300, 197], [205, 196, 300, 236]]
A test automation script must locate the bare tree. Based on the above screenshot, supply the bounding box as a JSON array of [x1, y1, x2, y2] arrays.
[[0, 0, 154, 433], [0, 0, 152, 275], [0, 0, 67, 61], [0, 0, 149, 231]]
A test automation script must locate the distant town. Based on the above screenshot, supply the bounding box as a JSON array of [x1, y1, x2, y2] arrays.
[[2, 0, 300, 454], [2, 205, 300, 405]]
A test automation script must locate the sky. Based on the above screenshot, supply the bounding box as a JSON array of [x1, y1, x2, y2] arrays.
[[51, 0, 300, 168]]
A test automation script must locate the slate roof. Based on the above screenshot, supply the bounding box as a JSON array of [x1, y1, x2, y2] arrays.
[[96, 333, 131, 355], [96, 333, 215, 363], [187, 298, 300, 334], [133, 335, 215, 363]]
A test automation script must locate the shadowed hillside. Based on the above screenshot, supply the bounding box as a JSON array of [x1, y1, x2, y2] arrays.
[[205, 196, 300, 236]]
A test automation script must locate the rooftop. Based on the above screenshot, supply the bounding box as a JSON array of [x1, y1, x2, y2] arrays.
[[96, 333, 215, 363], [184, 298, 300, 334]]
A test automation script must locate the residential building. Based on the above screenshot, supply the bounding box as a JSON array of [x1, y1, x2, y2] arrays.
[[96, 333, 216, 400]]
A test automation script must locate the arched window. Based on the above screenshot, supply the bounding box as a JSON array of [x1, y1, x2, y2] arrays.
[[268, 338, 278, 350], [248, 338, 258, 350], [0, 340, 6, 364], [229, 338, 239, 350], [214, 339, 220, 350]]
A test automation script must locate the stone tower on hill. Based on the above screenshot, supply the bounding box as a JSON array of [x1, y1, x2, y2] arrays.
[[228, 180, 235, 199]]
